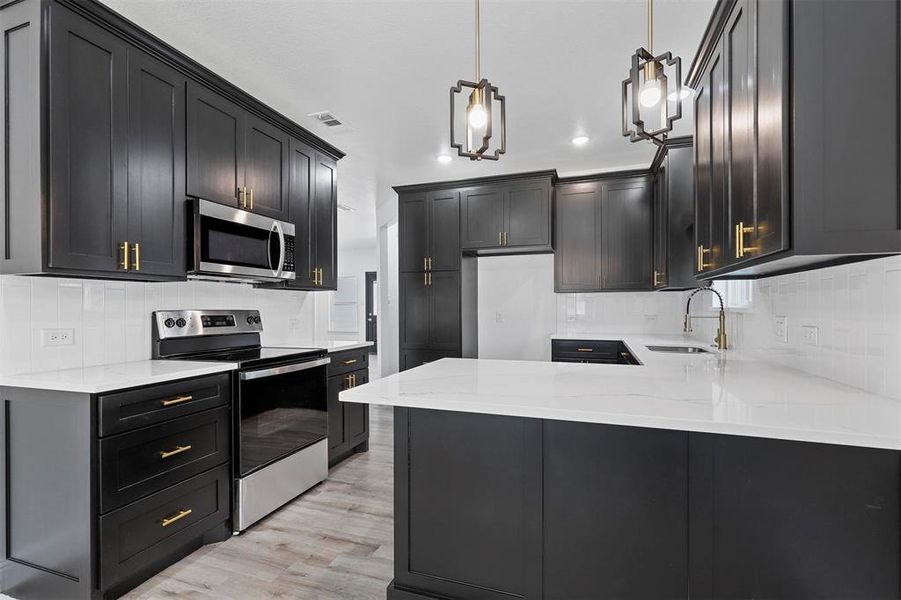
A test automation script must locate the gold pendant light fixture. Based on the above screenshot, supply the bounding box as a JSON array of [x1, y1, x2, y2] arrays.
[[622, 0, 684, 146], [450, 0, 506, 161]]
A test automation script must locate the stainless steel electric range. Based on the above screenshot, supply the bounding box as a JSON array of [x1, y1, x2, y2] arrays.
[[152, 309, 329, 532]]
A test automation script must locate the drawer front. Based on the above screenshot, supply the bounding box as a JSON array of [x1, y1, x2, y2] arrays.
[[100, 407, 230, 513], [99, 373, 230, 437], [400, 348, 461, 372], [328, 348, 369, 377], [552, 340, 620, 361], [99, 464, 230, 591]]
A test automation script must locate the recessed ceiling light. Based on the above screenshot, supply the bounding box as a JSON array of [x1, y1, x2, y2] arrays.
[[571, 136, 590, 146], [436, 154, 453, 164], [668, 88, 694, 102]]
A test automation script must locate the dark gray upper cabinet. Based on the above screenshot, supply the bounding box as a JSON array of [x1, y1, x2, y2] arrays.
[[689, 0, 900, 278], [554, 174, 653, 292], [126, 49, 187, 279], [313, 153, 338, 289], [285, 138, 315, 288], [554, 181, 600, 292], [0, 0, 342, 282], [398, 190, 460, 273], [653, 138, 696, 290], [243, 114, 290, 221], [186, 81, 244, 209], [460, 176, 553, 253], [48, 4, 129, 275]]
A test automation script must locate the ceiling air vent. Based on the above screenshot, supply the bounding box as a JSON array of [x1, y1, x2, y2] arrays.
[[307, 110, 343, 127]]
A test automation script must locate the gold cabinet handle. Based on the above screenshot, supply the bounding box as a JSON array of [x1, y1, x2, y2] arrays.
[[577, 348, 593, 352], [161, 508, 193, 527], [503, 231, 508, 246], [133, 243, 141, 271], [345, 374, 353, 389], [498, 231, 503, 246], [120, 241, 130, 270], [161, 394, 193, 407], [736, 221, 756, 258], [318, 268, 323, 286], [160, 444, 192, 459], [424, 257, 428, 270], [428, 256, 432, 270], [249, 188, 253, 210], [352, 373, 357, 386], [343, 358, 358, 365], [239, 186, 246, 208], [424, 272, 428, 286], [697, 245, 711, 271], [428, 272, 432, 286]]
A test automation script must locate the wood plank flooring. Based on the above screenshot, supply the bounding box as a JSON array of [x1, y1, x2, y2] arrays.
[[123, 404, 394, 600]]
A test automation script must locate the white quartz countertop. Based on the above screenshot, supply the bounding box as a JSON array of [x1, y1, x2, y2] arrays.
[[308, 340, 374, 353], [341, 334, 901, 450], [0, 360, 237, 394]]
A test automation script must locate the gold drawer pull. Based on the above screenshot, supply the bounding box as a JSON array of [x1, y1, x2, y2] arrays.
[[161, 508, 193, 527], [160, 445, 192, 459], [342, 359, 358, 365], [576, 348, 593, 352], [161, 395, 193, 407]]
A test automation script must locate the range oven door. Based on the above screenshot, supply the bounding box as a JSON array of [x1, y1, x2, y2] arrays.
[[191, 198, 296, 282], [236, 357, 329, 478]]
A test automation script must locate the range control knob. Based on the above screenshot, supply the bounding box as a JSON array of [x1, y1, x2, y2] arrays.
[[164, 318, 176, 328], [175, 318, 187, 328], [253, 316, 261, 324], [246, 316, 254, 325]]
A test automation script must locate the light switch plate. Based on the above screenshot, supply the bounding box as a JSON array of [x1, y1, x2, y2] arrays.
[[800, 325, 819, 346], [774, 316, 788, 342], [495, 312, 503, 323], [41, 328, 75, 347]]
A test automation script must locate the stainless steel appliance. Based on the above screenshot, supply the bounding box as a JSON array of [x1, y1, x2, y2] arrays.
[[188, 199, 296, 283], [152, 309, 328, 532]]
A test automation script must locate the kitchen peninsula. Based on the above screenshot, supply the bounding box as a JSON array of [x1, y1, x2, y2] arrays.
[[341, 336, 901, 600]]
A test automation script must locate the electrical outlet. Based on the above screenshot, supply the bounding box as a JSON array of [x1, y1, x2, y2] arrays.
[[774, 316, 788, 342], [644, 314, 658, 322], [800, 325, 819, 346], [495, 312, 503, 323], [41, 328, 75, 347]]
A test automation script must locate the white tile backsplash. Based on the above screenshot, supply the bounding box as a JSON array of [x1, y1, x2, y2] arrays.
[[0, 276, 319, 376], [689, 256, 901, 399], [556, 290, 687, 335]]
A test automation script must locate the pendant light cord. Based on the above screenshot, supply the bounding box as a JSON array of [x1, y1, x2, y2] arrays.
[[475, 0, 481, 81], [647, 0, 653, 54]]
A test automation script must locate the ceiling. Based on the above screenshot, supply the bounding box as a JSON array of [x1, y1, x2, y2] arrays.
[[100, 0, 715, 250]]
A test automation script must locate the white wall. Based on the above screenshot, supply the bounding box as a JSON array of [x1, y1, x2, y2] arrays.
[[314, 245, 377, 343], [0, 276, 319, 376], [477, 254, 689, 361], [689, 255, 901, 400], [375, 190, 399, 377], [477, 255, 557, 361]]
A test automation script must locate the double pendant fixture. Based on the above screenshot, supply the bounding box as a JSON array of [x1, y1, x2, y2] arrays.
[[448, 0, 687, 161]]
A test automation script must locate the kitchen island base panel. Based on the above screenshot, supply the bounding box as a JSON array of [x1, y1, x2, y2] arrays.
[[392, 407, 901, 600]]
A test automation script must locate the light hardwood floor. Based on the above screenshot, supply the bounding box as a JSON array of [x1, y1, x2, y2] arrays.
[[124, 404, 394, 600]]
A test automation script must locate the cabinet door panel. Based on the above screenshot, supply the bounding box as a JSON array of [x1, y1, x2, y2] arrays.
[[694, 78, 712, 276], [665, 144, 698, 289], [505, 182, 550, 247], [461, 186, 504, 249], [345, 370, 369, 447], [400, 349, 461, 372], [186, 82, 244, 207], [285, 138, 315, 288], [327, 375, 346, 459], [602, 179, 652, 290], [428, 191, 460, 271], [554, 183, 600, 291], [399, 193, 428, 273], [429, 271, 461, 350], [313, 153, 337, 289], [653, 168, 668, 288], [709, 47, 728, 271], [400, 273, 430, 348], [544, 422, 688, 599], [725, 0, 754, 265], [245, 114, 289, 221], [48, 5, 128, 273], [126, 48, 186, 279]]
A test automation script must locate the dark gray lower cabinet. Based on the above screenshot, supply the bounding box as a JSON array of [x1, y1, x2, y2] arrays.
[[400, 348, 461, 371], [327, 348, 370, 466], [1, 374, 232, 599], [390, 409, 901, 600]]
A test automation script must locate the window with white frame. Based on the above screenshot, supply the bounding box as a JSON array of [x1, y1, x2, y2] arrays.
[[711, 280, 753, 310]]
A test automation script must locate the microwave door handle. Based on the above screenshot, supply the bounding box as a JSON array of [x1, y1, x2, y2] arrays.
[[269, 221, 285, 278], [239, 357, 331, 381]]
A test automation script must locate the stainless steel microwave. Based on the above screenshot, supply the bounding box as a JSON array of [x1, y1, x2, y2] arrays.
[[188, 199, 296, 283]]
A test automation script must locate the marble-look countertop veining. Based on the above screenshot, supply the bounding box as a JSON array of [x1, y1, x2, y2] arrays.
[[341, 334, 901, 450], [0, 360, 237, 394]]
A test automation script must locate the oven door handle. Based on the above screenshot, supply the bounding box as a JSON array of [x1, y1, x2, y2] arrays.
[[240, 357, 330, 381]]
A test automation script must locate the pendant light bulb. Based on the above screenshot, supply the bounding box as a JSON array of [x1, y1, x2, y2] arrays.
[[639, 78, 662, 107], [468, 103, 488, 128]]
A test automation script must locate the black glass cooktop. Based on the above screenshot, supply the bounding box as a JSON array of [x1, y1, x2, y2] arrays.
[[169, 346, 326, 368]]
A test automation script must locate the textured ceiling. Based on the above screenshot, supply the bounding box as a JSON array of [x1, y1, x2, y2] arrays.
[[100, 0, 715, 250]]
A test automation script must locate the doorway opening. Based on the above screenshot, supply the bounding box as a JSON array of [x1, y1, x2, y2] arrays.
[[365, 271, 378, 354]]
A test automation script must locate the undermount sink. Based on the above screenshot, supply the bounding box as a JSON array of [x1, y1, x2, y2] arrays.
[[645, 345, 712, 354]]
